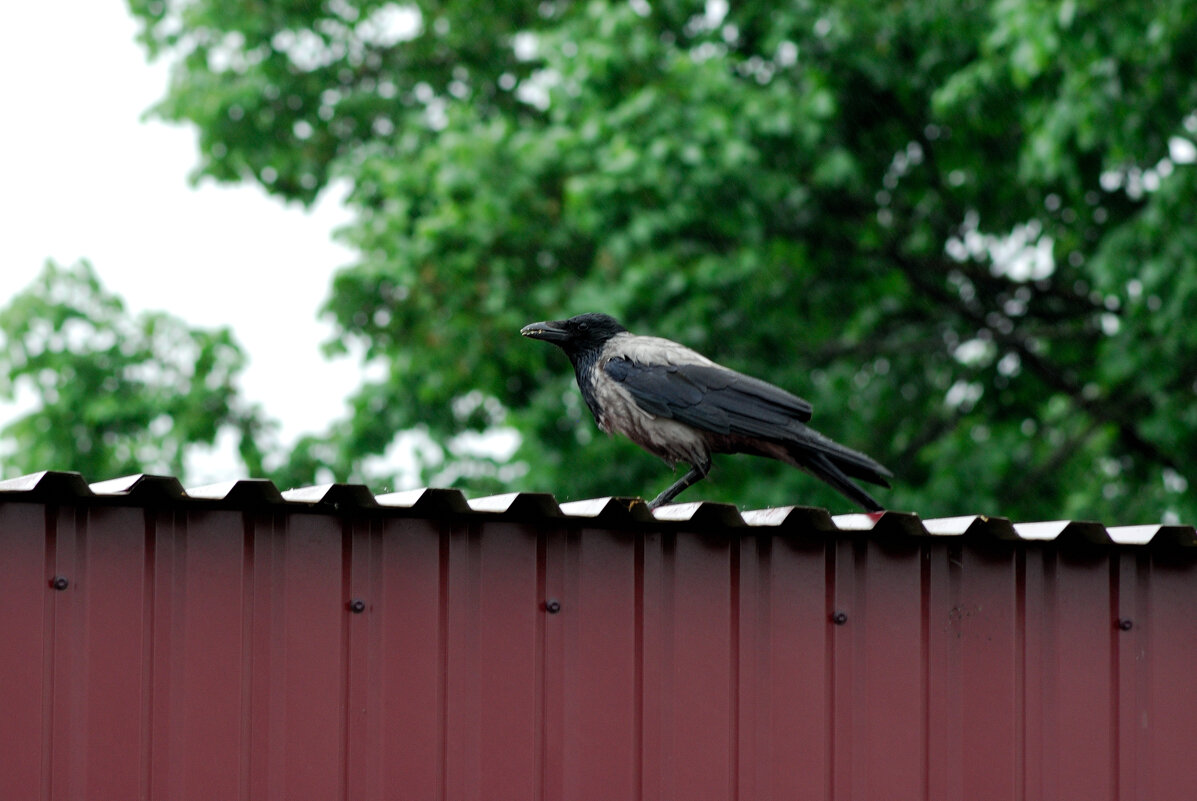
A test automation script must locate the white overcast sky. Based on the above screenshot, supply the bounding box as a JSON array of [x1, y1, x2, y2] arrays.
[[1, 4, 365, 481]]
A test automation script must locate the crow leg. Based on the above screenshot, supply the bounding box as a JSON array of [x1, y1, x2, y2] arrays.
[[646, 460, 710, 509]]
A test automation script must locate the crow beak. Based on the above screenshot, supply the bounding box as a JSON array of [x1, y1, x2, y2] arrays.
[[520, 320, 569, 343]]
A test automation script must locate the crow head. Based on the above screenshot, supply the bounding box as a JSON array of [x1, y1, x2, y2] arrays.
[[521, 313, 627, 358]]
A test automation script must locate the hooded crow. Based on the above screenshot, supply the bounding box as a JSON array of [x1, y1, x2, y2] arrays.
[[521, 313, 893, 510]]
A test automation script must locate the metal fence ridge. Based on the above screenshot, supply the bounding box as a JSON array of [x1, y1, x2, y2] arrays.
[[0, 469, 1193, 546]]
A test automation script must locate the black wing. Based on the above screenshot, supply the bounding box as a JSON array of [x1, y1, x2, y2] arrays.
[[604, 357, 814, 438]]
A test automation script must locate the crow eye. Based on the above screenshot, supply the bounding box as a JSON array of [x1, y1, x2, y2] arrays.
[[576, 321, 589, 331]]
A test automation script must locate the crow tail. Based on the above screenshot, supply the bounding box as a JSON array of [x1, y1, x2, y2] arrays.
[[785, 425, 893, 488], [802, 452, 886, 512]]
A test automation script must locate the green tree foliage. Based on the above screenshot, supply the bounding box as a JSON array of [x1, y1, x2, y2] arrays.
[[0, 261, 270, 481], [127, 0, 1197, 521]]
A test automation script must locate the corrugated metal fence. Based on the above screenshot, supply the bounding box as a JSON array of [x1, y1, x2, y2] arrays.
[[2, 472, 1197, 800]]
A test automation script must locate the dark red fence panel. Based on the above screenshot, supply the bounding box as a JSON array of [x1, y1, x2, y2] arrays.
[[2, 483, 1197, 801]]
